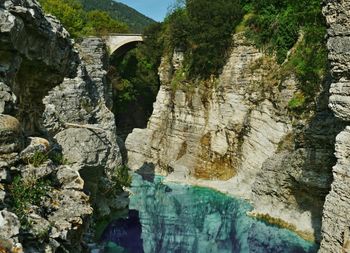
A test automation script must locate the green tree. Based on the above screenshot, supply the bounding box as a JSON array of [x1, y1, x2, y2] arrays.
[[38, 0, 129, 38], [163, 0, 244, 78]]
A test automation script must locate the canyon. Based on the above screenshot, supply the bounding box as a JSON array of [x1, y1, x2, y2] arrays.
[[0, 0, 349, 252]]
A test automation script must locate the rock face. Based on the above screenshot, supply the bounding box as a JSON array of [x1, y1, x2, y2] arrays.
[[43, 37, 123, 217], [319, 1, 350, 252], [127, 34, 292, 186], [0, 1, 124, 252], [126, 33, 340, 240], [0, 0, 78, 134]]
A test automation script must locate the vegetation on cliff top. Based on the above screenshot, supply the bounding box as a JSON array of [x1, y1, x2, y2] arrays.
[[243, 0, 327, 109], [156, 0, 327, 111], [163, 0, 244, 78]]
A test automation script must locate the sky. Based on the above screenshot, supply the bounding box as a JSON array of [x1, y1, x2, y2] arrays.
[[116, 0, 177, 22]]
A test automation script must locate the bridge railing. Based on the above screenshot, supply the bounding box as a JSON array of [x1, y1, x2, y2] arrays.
[[106, 33, 143, 36]]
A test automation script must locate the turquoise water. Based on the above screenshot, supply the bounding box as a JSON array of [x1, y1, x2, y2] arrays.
[[100, 173, 318, 253]]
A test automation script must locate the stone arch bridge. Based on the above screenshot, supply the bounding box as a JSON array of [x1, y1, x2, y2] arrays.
[[103, 33, 143, 57]]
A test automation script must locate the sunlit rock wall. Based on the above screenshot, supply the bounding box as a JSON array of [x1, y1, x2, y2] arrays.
[[126, 32, 339, 240]]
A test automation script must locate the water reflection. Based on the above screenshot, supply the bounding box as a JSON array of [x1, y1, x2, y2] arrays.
[[100, 174, 317, 253]]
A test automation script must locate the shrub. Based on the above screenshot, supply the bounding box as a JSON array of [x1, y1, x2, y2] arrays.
[[288, 92, 306, 110], [49, 151, 68, 166], [9, 176, 50, 227], [27, 151, 48, 167], [244, 0, 327, 105], [114, 165, 132, 192]]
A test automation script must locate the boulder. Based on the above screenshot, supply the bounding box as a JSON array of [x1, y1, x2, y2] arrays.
[[0, 114, 22, 154]]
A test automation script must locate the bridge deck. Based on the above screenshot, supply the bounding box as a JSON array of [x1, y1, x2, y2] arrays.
[[106, 33, 143, 37]]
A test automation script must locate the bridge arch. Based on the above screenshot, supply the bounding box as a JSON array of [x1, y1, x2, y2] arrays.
[[104, 34, 143, 57]]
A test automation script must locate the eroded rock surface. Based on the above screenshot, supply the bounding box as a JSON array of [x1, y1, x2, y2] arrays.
[[0, 0, 78, 135], [0, 1, 124, 252], [320, 1, 350, 252], [126, 33, 337, 239]]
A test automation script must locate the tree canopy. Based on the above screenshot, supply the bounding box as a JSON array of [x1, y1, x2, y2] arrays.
[[38, 0, 129, 37]]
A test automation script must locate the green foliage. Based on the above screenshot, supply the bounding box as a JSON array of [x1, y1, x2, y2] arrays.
[[285, 26, 327, 98], [114, 165, 132, 192], [163, 0, 244, 78], [244, 0, 325, 64], [38, 0, 129, 37], [9, 176, 50, 227], [171, 67, 188, 90], [243, 0, 327, 106], [49, 151, 68, 166], [111, 22, 163, 122], [78, 0, 155, 33], [27, 151, 48, 167], [288, 92, 306, 110], [84, 10, 129, 36]]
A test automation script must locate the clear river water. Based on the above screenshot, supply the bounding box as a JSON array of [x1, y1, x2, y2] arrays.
[[99, 173, 318, 253]]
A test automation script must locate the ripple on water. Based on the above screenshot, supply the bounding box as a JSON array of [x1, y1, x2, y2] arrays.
[[100, 174, 318, 253]]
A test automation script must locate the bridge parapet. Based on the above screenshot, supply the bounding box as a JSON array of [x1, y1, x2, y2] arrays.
[[104, 34, 143, 55]]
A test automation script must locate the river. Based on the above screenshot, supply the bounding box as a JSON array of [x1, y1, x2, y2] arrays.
[[98, 173, 317, 253]]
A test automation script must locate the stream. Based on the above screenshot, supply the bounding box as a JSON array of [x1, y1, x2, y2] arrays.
[[98, 173, 318, 253]]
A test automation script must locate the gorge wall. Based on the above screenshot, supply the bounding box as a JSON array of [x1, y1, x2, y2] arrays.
[[0, 1, 125, 251], [1, 0, 350, 252], [319, 0, 350, 252], [126, 15, 346, 246]]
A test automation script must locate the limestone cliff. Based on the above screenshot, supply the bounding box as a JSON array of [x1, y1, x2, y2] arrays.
[[0, 1, 124, 252], [126, 32, 341, 241], [319, 1, 350, 252]]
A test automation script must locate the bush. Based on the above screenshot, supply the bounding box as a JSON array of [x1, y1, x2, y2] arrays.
[[114, 165, 132, 192], [288, 92, 305, 110], [9, 176, 50, 227], [27, 151, 48, 167], [244, 0, 327, 105]]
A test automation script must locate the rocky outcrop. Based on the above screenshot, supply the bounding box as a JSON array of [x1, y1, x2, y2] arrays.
[[127, 34, 292, 186], [319, 1, 350, 252], [0, 1, 91, 251], [43, 37, 124, 218], [0, 1, 125, 252], [0, 0, 78, 135], [126, 33, 338, 239]]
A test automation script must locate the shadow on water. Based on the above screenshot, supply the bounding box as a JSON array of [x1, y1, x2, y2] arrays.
[[99, 174, 317, 253], [100, 210, 144, 253], [135, 162, 156, 183]]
